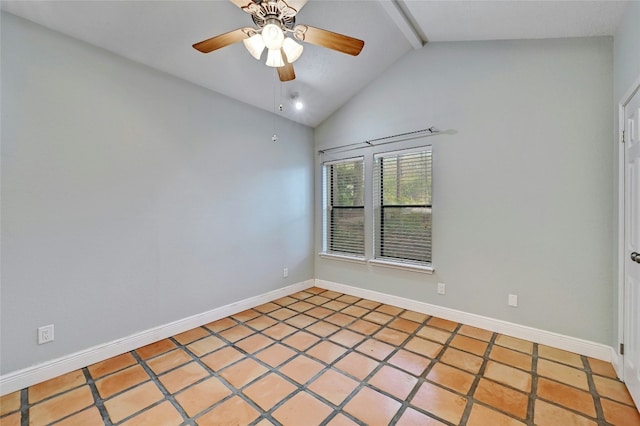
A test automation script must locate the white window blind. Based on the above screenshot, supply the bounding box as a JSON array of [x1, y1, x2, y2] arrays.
[[323, 157, 365, 256], [374, 148, 432, 265]]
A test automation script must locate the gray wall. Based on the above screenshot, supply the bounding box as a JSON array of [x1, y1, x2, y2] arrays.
[[612, 1, 640, 351], [1, 12, 314, 374], [315, 37, 614, 345]]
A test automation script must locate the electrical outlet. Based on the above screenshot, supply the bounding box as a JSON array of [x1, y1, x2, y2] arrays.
[[283, 267, 288, 278], [508, 294, 518, 307], [437, 283, 446, 295], [38, 324, 54, 344]]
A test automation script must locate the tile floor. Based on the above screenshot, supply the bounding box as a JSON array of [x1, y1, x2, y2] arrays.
[[1, 287, 639, 426]]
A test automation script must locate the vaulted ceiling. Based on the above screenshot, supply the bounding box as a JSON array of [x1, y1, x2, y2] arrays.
[[1, 0, 628, 127]]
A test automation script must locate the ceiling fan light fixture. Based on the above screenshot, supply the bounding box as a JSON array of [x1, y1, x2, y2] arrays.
[[282, 37, 303, 63], [243, 33, 266, 60], [262, 23, 285, 50], [266, 48, 285, 67]]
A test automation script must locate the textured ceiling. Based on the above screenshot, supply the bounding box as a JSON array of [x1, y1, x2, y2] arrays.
[[1, 0, 629, 127]]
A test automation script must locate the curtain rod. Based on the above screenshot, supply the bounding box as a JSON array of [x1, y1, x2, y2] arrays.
[[318, 127, 439, 155]]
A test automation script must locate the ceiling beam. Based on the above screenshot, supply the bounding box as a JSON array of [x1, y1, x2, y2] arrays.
[[377, 0, 423, 50]]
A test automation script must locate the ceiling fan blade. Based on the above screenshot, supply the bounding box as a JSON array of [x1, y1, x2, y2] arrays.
[[193, 28, 249, 53], [286, 0, 308, 13], [229, 0, 253, 9], [278, 63, 295, 82], [294, 25, 364, 56]]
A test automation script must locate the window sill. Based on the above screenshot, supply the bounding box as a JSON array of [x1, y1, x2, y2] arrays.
[[368, 259, 434, 274], [318, 252, 367, 265]]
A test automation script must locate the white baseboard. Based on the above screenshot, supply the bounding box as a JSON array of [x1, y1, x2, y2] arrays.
[[0, 280, 314, 396], [316, 279, 615, 365]]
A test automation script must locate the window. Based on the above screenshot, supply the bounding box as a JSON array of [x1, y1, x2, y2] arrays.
[[374, 148, 432, 265], [323, 157, 365, 257]]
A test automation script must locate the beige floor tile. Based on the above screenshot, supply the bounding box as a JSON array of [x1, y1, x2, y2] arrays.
[[307, 340, 348, 364], [173, 327, 209, 345], [374, 327, 410, 346], [254, 343, 297, 367], [218, 324, 254, 342], [308, 369, 359, 405], [234, 333, 273, 354], [201, 346, 244, 371], [325, 413, 360, 426], [587, 357, 618, 379], [246, 315, 278, 331], [363, 311, 393, 326], [279, 355, 325, 385], [489, 345, 532, 371], [440, 348, 483, 374], [411, 382, 467, 424], [120, 401, 183, 426], [203, 317, 236, 333], [95, 364, 149, 399], [306, 321, 340, 337], [0, 412, 20, 426], [450, 334, 489, 356], [388, 349, 432, 376], [601, 398, 640, 425], [334, 352, 380, 380], [593, 375, 636, 406], [288, 301, 314, 313], [416, 326, 451, 344], [159, 362, 209, 394], [405, 336, 444, 359], [538, 345, 583, 368], [376, 304, 404, 316], [306, 306, 334, 319], [341, 305, 369, 318], [325, 312, 357, 327], [272, 296, 297, 306], [484, 361, 532, 393], [369, 365, 418, 399], [427, 317, 459, 332], [458, 324, 493, 342], [285, 313, 317, 328], [495, 335, 533, 354], [88, 353, 137, 379], [54, 407, 103, 426], [282, 330, 321, 351], [146, 349, 191, 375], [536, 377, 596, 417], [537, 359, 588, 390], [355, 338, 395, 361], [219, 358, 268, 388], [306, 295, 331, 306], [136, 339, 176, 360], [336, 294, 360, 304], [396, 407, 447, 425], [231, 309, 261, 322], [242, 373, 297, 410], [196, 396, 259, 426], [426, 362, 475, 395], [388, 318, 421, 334], [346, 319, 381, 336], [473, 378, 529, 419], [467, 403, 526, 426], [253, 302, 280, 313], [0, 391, 21, 416], [399, 310, 429, 323], [533, 399, 596, 426], [291, 290, 315, 300], [355, 299, 381, 310], [272, 391, 334, 426], [328, 329, 366, 348], [344, 386, 402, 425], [104, 382, 164, 424], [175, 377, 231, 417], [29, 386, 94, 425], [186, 336, 226, 357], [28, 369, 86, 404], [320, 290, 343, 299], [263, 323, 297, 340]]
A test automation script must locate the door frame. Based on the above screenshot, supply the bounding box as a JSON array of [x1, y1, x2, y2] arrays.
[[617, 73, 640, 380]]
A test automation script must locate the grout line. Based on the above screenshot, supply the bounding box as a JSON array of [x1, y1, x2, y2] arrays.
[[82, 367, 112, 425]]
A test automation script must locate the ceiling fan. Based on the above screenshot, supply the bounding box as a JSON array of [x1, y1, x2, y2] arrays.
[[192, 0, 365, 82]]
